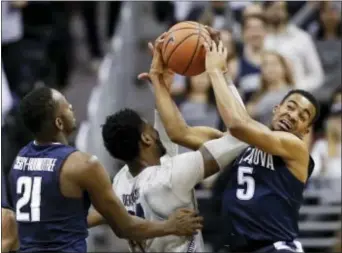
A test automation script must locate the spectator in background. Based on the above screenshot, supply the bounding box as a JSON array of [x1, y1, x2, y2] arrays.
[[313, 1, 341, 103], [246, 51, 294, 126], [187, 1, 228, 30], [176, 73, 219, 153], [221, 29, 239, 82], [243, 3, 264, 19], [1, 1, 26, 94], [311, 89, 341, 203], [234, 14, 267, 102], [80, 2, 122, 71], [264, 1, 324, 92]]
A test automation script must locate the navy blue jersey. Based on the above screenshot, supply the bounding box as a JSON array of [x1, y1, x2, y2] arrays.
[[9, 141, 91, 253], [221, 145, 314, 248]]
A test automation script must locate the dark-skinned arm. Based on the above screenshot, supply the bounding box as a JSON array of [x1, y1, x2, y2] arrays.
[[150, 74, 223, 150], [71, 153, 201, 239]]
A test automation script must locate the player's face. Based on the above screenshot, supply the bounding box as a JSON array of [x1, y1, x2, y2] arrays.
[[143, 124, 167, 158], [52, 90, 77, 134], [271, 94, 316, 138], [243, 18, 266, 49]]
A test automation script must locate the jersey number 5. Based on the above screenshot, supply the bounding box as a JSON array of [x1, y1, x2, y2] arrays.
[[16, 176, 42, 222], [236, 166, 255, 200]]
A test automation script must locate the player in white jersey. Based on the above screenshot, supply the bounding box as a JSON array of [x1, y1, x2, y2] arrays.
[[87, 32, 248, 252]]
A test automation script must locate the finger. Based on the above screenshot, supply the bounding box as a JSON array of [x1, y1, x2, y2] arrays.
[[155, 39, 165, 51], [157, 32, 167, 41], [193, 216, 204, 223], [203, 42, 210, 52], [211, 40, 217, 52], [177, 208, 193, 214], [137, 73, 150, 81], [148, 42, 154, 55], [193, 224, 203, 230], [223, 46, 228, 60], [218, 40, 223, 54]]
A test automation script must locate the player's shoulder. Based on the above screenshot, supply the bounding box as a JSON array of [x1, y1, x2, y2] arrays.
[[63, 151, 101, 175]]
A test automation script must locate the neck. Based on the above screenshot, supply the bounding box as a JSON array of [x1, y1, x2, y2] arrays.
[[127, 153, 161, 177], [35, 132, 69, 145], [188, 92, 208, 103]]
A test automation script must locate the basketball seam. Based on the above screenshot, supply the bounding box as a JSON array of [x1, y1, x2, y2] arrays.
[[183, 21, 199, 26], [163, 28, 201, 59], [181, 23, 201, 75], [165, 32, 199, 66]]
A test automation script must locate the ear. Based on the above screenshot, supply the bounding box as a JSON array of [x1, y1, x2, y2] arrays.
[[55, 117, 64, 131], [273, 105, 279, 114], [141, 132, 153, 146]]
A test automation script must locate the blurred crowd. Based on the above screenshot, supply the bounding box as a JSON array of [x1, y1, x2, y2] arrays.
[[1, 1, 341, 252]]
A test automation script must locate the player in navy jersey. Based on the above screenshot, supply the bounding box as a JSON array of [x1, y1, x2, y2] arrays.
[[7, 87, 202, 253], [202, 38, 320, 253]]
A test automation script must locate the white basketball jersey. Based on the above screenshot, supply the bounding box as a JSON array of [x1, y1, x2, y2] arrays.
[[112, 153, 205, 252]]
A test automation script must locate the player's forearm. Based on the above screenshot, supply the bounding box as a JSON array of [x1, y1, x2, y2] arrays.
[[122, 215, 173, 240], [87, 210, 106, 228], [151, 75, 189, 142], [1, 209, 18, 252], [208, 69, 249, 128]]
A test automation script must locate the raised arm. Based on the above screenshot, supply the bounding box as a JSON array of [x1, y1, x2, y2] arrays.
[[68, 152, 202, 239], [139, 38, 223, 151], [204, 41, 309, 181], [151, 74, 223, 150]]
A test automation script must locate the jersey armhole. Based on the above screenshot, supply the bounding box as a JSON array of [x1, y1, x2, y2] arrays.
[[56, 150, 79, 199]]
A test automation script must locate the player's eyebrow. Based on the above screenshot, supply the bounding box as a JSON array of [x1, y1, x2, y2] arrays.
[[288, 100, 311, 119]]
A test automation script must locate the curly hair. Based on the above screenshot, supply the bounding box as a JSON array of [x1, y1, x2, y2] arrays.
[[102, 108, 144, 162], [20, 87, 57, 136]]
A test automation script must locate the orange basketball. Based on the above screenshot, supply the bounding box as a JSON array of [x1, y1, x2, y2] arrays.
[[161, 21, 211, 77]]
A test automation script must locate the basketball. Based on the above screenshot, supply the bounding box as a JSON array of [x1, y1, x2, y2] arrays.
[[161, 21, 212, 77]]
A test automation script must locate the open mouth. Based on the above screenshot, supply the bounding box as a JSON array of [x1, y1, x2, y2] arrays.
[[279, 119, 292, 131]]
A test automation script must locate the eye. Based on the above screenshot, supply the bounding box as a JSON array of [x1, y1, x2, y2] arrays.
[[287, 105, 294, 110]]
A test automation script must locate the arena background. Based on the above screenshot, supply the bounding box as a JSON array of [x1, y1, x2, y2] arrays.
[[1, 1, 341, 252]]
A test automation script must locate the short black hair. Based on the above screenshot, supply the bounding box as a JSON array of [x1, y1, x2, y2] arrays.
[[102, 108, 144, 162], [280, 89, 321, 124], [20, 87, 57, 136]]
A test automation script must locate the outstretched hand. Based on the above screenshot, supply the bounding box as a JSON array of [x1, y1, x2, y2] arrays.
[[204, 40, 228, 73], [137, 33, 174, 92]]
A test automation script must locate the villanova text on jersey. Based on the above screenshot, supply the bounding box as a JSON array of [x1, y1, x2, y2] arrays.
[[9, 142, 91, 253], [222, 146, 314, 248]]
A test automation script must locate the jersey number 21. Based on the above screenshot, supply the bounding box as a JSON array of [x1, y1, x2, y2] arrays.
[[16, 176, 42, 222]]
